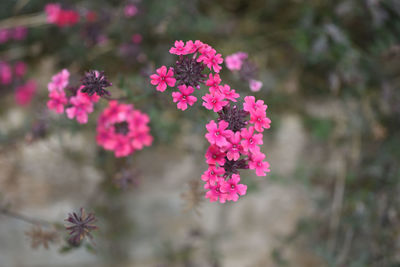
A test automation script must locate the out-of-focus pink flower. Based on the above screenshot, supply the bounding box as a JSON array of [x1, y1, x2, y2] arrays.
[[48, 69, 70, 92], [0, 62, 12, 85], [66, 91, 95, 124], [45, 3, 61, 24], [0, 29, 10, 43], [96, 101, 152, 157], [124, 4, 138, 17], [225, 52, 248, 71], [172, 84, 197, 111], [14, 61, 27, 78], [131, 33, 142, 44], [249, 79, 263, 92], [15, 80, 36, 106], [47, 90, 68, 114], [12, 27, 28, 40], [150, 66, 176, 92]]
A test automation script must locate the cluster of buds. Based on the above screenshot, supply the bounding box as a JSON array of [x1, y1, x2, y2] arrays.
[[46, 69, 110, 124], [45, 3, 80, 27], [151, 40, 271, 203], [225, 52, 263, 92]]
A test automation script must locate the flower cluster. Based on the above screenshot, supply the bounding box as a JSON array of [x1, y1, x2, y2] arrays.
[[151, 41, 271, 203], [202, 96, 271, 203], [96, 101, 153, 157], [225, 52, 263, 92], [150, 40, 224, 111], [0, 27, 28, 44], [45, 3, 80, 27], [47, 69, 102, 124]]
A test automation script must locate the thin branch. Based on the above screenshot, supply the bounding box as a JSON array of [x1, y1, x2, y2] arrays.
[[0, 206, 52, 227]]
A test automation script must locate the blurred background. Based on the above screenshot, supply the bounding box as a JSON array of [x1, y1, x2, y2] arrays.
[[0, 0, 400, 266]]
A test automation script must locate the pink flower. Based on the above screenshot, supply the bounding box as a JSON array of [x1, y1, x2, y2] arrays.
[[240, 126, 263, 153], [97, 101, 152, 157], [172, 84, 197, 111], [201, 165, 225, 184], [47, 90, 68, 114], [205, 73, 221, 93], [184, 40, 203, 54], [205, 120, 232, 147], [150, 66, 176, 92], [0, 62, 12, 85], [131, 33, 142, 44], [66, 91, 95, 124], [220, 174, 247, 201], [205, 145, 226, 166], [0, 29, 9, 44], [243, 96, 267, 114], [205, 178, 227, 203], [124, 4, 138, 17], [201, 50, 223, 73], [226, 132, 243, 161], [12, 27, 28, 40], [219, 84, 239, 102], [45, 3, 61, 23], [169, 40, 188, 55], [202, 91, 228, 112], [15, 80, 36, 106], [250, 109, 271, 132], [225, 52, 248, 71], [14, 61, 27, 78], [249, 79, 263, 92], [48, 69, 70, 92], [249, 150, 270, 176]]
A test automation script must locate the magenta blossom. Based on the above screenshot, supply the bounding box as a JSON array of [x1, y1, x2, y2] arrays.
[[201, 165, 225, 184], [249, 150, 270, 176], [169, 40, 188, 55], [15, 80, 36, 106], [205, 120, 233, 147], [219, 84, 240, 102], [249, 79, 263, 92], [48, 69, 70, 92], [250, 109, 271, 132], [66, 90, 98, 124], [226, 132, 243, 161], [202, 91, 228, 112], [220, 174, 247, 202], [0, 61, 12, 85], [47, 90, 68, 114], [240, 126, 263, 153], [172, 84, 197, 111], [205, 145, 226, 166], [150, 66, 176, 92], [205, 178, 227, 203], [225, 52, 248, 71]]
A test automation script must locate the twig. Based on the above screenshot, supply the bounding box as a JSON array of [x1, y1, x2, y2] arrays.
[[0, 12, 46, 29], [0, 206, 52, 227]]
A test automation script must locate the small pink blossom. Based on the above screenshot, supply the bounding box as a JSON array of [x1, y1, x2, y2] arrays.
[[249, 150, 270, 176], [225, 52, 248, 71], [15, 80, 36, 106], [240, 126, 263, 153], [201, 50, 223, 73], [48, 69, 70, 92], [124, 4, 138, 17], [243, 96, 267, 114], [202, 91, 228, 112], [205, 145, 226, 166], [172, 84, 197, 111], [45, 3, 61, 23], [0, 62, 12, 85], [201, 165, 225, 184], [250, 109, 271, 132], [205, 73, 221, 93], [66, 91, 95, 124], [249, 79, 263, 92], [219, 84, 239, 102], [205, 120, 233, 147], [226, 132, 243, 161], [12, 27, 28, 40], [220, 174, 247, 201], [131, 33, 142, 44], [47, 90, 68, 114], [150, 66, 176, 92], [205, 178, 227, 203], [169, 40, 188, 55], [14, 61, 27, 78], [0, 29, 9, 44]]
